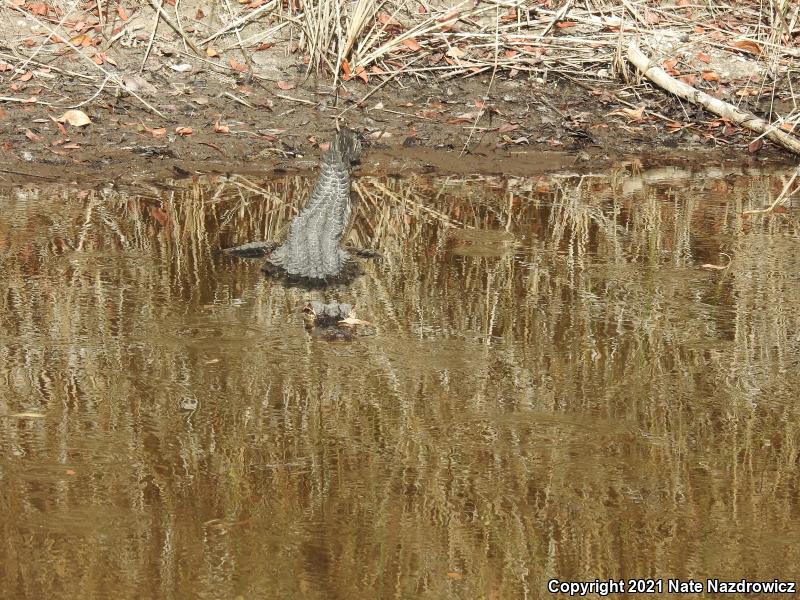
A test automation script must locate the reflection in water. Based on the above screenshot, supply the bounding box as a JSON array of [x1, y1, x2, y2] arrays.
[[1, 164, 799, 599]]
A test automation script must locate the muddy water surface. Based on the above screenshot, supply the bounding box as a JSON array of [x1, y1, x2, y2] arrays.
[[1, 163, 800, 599]]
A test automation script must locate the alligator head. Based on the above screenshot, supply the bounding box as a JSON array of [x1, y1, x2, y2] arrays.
[[325, 128, 362, 168]]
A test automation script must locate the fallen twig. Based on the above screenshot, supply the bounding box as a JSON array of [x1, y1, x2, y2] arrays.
[[199, 0, 277, 46], [9, 4, 167, 119], [627, 41, 800, 155], [146, 0, 203, 56]]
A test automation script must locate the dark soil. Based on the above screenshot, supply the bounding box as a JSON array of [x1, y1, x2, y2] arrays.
[[0, 72, 794, 189]]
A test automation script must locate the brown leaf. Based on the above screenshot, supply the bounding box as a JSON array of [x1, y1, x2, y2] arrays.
[[341, 59, 352, 80], [403, 38, 422, 51], [58, 109, 92, 127], [276, 80, 295, 90], [697, 51, 711, 64], [446, 46, 466, 59], [24, 129, 42, 142], [555, 21, 577, 28], [214, 121, 230, 134], [662, 58, 679, 73], [701, 70, 720, 82], [117, 6, 129, 20], [207, 47, 219, 58], [748, 138, 763, 153], [377, 12, 401, 26], [195, 9, 205, 19], [175, 126, 193, 136], [150, 127, 166, 138], [229, 59, 248, 72], [732, 40, 762, 55], [355, 65, 368, 84], [448, 111, 482, 124], [608, 105, 646, 121], [19, 71, 33, 82], [497, 122, 519, 134]]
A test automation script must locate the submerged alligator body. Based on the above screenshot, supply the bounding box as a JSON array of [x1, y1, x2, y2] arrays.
[[224, 128, 372, 287]]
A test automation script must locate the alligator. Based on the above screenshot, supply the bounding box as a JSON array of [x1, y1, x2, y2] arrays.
[[223, 128, 377, 287]]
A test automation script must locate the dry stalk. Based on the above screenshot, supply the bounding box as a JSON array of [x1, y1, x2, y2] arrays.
[[146, 0, 203, 56], [8, 4, 167, 119]]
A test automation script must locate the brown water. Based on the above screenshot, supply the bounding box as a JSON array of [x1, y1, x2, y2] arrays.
[[1, 163, 799, 599]]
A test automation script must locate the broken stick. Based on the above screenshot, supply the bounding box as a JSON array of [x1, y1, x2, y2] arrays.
[[627, 41, 800, 156]]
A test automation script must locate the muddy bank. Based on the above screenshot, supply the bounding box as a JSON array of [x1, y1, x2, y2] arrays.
[[1, 76, 794, 189]]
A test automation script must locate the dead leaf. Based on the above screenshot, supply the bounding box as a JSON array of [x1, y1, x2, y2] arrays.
[[276, 80, 295, 90], [377, 12, 401, 26], [121, 74, 157, 96], [403, 38, 422, 51], [732, 39, 762, 55], [497, 122, 519, 134], [555, 21, 577, 28], [697, 52, 711, 64], [448, 111, 482, 124], [19, 71, 33, 82], [662, 58, 679, 73], [150, 127, 166, 138], [701, 71, 720, 82], [229, 59, 248, 72], [214, 121, 230, 134], [117, 6, 129, 20], [175, 126, 193, 136], [207, 46, 219, 58], [446, 46, 466, 58], [608, 105, 646, 121], [58, 109, 92, 127], [355, 65, 368, 84], [748, 138, 764, 153], [341, 59, 352, 80]]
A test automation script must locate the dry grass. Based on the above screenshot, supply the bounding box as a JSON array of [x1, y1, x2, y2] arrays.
[[1, 0, 798, 114]]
